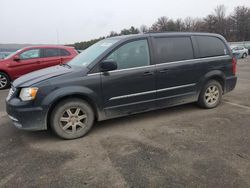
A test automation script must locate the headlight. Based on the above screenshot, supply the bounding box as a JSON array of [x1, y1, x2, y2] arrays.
[[19, 87, 38, 101]]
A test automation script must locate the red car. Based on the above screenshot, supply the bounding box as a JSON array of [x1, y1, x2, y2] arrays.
[[0, 45, 78, 89]]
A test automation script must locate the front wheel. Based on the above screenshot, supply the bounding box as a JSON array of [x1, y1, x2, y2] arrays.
[[50, 99, 95, 139], [198, 80, 222, 109]]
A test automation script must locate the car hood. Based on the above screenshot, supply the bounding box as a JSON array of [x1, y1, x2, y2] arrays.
[[13, 65, 76, 88]]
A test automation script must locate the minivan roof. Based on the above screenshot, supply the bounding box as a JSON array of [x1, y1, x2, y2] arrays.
[[108, 32, 224, 40]]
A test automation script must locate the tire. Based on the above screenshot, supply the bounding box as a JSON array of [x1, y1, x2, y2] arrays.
[[0, 72, 10, 90], [242, 53, 247, 59], [50, 98, 95, 139], [198, 80, 223, 109]]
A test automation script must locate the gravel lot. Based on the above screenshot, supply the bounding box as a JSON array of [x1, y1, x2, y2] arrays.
[[0, 57, 250, 188]]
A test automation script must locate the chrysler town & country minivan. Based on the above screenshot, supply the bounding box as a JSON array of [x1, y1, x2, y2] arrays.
[[6, 33, 237, 139]]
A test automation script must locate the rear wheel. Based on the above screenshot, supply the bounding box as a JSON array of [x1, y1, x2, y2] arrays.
[[242, 53, 247, 58], [50, 98, 95, 139], [198, 80, 222, 109], [0, 72, 10, 90]]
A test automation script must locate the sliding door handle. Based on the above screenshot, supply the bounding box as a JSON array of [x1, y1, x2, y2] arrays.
[[159, 69, 169, 73], [143, 71, 153, 76]]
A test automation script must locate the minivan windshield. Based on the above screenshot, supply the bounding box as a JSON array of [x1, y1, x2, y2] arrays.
[[68, 38, 120, 67]]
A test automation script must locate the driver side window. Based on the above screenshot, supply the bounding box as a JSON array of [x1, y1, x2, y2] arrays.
[[19, 49, 40, 60], [105, 40, 150, 70]]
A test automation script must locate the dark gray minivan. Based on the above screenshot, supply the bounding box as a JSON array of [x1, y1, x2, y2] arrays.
[[6, 32, 237, 139]]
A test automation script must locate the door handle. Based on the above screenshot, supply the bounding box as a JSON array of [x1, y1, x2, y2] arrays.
[[35, 61, 41, 64], [143, 71, 153, 76], [159, 69, 169, 73]]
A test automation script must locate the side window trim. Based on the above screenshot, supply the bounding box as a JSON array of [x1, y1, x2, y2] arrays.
[[87, 54, 230, 76], [154, 54, 230, 66]]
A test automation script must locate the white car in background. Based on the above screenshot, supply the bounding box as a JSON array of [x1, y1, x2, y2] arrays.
[[231, 46, 248, 58]]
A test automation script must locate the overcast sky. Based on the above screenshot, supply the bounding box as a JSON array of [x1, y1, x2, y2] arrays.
[[1, 0, 249, 44]]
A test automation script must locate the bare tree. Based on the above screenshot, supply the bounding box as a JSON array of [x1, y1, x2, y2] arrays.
[[140, 25, 149, 33], [175, 19, 185, 31], [151, 16, 169, 32], [214, 5, 227, 36], [108, 31, 119, 37], [203, 14, 217, 33], [230, 6, 250, 41], [214, 5, 226, 20], [184, 17, 195, 31]]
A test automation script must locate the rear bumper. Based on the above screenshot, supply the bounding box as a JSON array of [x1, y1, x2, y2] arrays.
[[224, 76, 237, 93], [6, 98, 47, 131]]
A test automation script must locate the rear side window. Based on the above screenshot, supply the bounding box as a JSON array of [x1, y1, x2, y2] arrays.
[[60, 49, 71, 56], [43, 48, 60, 57], [154, 37, 194, 64], [195, 36, 228, 58]]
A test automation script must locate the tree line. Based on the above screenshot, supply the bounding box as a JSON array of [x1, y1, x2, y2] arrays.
[[73, 5, 250, 50]]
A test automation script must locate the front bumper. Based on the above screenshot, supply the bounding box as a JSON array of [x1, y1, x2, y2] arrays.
[[6, 98, 47, 131]]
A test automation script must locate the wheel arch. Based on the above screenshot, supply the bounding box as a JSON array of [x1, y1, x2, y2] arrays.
[[43, 86, 103, 129], [197, 70, 226, 95], [242, 52, 248, 58], [0, 70, 11, 80]]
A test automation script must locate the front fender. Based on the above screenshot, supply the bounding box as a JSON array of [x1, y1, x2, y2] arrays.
[[41, 86, 102, 119], [41, 85, 102, 112]]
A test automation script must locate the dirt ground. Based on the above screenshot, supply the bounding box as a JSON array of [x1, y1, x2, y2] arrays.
[[0, 57, 250, 188]]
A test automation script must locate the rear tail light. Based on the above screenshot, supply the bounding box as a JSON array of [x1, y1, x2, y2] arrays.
[[232, 57, 237, 75]]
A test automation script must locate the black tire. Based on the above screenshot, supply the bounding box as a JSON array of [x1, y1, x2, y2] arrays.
[[50, 98, 95, 139], [242, 53, 247, 59], [0, 72, 10, 90], [198, 80, 223, 109]]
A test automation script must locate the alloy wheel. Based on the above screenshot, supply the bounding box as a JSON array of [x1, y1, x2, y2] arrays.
[[59, 107, 87, 134], [204, 85, 219, 105], [0, 74, 7, 89]]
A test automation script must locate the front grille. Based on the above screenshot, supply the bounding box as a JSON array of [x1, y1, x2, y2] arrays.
[[6, 86, 16, 101]]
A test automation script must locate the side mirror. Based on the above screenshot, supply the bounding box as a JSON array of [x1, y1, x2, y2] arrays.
[[100, 60, 117, 72], [13, 55, 20, 61]]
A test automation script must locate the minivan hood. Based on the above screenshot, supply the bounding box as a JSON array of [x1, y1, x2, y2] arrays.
[[13, 65, 75, 88]]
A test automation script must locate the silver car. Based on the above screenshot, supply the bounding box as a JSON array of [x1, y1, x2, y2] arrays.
[[231, 46, 248, 58]]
